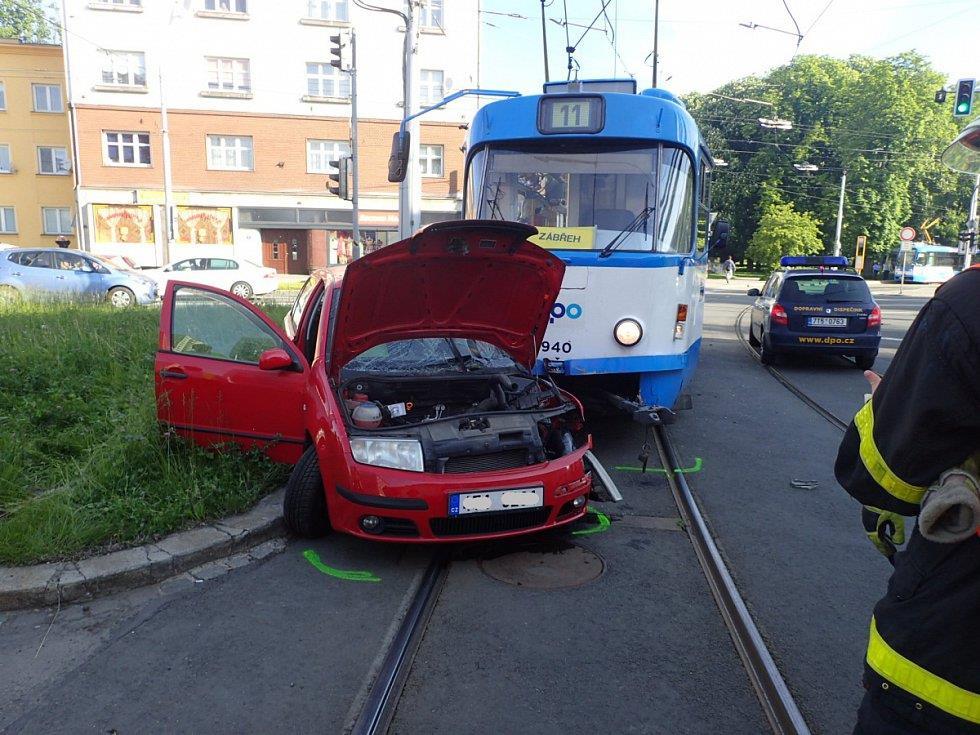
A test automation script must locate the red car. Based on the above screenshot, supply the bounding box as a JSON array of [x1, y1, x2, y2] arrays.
[[155, 221, 594, 542]]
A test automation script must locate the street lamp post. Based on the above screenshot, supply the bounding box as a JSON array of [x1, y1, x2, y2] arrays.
[[833, 170, 847, 257]]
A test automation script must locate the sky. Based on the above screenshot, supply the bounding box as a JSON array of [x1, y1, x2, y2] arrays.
[[478, 0, 980, 95]]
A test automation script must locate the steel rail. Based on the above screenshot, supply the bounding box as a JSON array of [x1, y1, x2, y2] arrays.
[[735, 307, 849, 433], [653, 425, 811, 735], [349, 551, 450, 735]]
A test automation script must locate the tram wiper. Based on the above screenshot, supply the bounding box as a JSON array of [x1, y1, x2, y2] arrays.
[[598, 206, 655, 258]]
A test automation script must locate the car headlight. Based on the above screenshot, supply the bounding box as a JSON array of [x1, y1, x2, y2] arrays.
[[349, 437, 424, 472], [614, 318, 643, 346]]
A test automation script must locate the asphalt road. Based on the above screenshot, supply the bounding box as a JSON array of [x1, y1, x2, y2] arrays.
[[0, 281, 929, 735]]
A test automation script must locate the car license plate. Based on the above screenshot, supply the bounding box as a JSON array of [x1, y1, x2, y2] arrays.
[[448, 487, 544, 516], [807, 317, 847, 327]]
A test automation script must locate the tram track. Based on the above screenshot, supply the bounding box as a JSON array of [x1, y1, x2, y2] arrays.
[[735, 307, 848, 433]]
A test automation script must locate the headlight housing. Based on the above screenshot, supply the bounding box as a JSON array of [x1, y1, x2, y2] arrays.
[[349, 436, 424, 472], [614, 318, 643, 346]]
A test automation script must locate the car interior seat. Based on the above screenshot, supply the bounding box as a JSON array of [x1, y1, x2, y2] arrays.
[[780, 280, 802, 301]]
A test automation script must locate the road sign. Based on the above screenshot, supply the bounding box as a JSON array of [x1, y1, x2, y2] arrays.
[[899, 226, 916, 241], [900, 242, 913, 252]]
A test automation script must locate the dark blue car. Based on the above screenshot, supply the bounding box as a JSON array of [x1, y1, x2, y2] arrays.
[[747, 256, 881, 370]]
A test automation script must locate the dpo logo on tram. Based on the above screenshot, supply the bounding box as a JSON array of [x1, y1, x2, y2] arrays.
[[550, 302, 583, 323]]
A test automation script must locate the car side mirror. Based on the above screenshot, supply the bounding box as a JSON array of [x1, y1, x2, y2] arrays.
[[709, 219, 731, 251], [387, 130, 411, 183], [746, 288, 761, 297], [258, 348, 294, 371]]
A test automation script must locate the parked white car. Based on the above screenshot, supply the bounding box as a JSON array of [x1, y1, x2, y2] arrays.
[[146, 257, 279, 299]]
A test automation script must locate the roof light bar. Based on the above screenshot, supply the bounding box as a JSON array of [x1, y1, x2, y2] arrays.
[[779, 255, 849, 268]]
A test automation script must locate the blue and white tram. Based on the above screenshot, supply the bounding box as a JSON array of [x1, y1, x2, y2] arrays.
[[462, 79, 727, 418]]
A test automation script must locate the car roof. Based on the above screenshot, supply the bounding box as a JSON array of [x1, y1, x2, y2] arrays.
[[779, 269, 864, 279], [4, 247, 93, 256]]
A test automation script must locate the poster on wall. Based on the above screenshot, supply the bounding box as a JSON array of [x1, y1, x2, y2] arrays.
[[177, 207, 233, 245], [93, 204, 155, 244]]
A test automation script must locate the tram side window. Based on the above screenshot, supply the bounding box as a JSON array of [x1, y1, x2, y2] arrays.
[[696, 160, 711, 252], [658, 148, 696, 254]]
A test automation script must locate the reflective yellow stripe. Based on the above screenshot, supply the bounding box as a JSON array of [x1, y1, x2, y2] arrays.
[[867, 617, 980, 723], [854, 401, 926, 505]]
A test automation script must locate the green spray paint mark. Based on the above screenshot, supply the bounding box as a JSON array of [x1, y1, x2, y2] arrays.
[[302, 549, 381, 583], [614, 457, 703, 475], [571, 506, 611, 537]]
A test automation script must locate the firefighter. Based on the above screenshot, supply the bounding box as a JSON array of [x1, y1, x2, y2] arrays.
[[835, 264, 980, 734]]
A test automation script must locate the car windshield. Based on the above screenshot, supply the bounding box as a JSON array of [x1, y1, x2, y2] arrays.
[[467, 143, 696, 253], [781, 276, 871, 303], [343, 338, 519, 375], [91, 254, 133, 271]]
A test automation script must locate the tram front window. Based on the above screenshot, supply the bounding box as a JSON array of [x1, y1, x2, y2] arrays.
[[468, 145, 696, 254]]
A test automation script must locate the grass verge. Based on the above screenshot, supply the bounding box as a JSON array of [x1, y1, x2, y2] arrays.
[[0, 301, 291, 566]]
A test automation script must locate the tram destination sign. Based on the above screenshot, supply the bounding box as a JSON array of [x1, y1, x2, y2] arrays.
[[537, 95, 605, 135]]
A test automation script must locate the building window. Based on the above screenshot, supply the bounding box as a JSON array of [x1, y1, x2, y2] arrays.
[[306, 62, 350, 99], [419, 69, 444, 106], [419, 144, 444, 177], [0, 82, 6, 110], [0, 144, 10, 173], [0, 207, 16, 233], [206, 57, 251, 93], [307, 139, 350, 173], [307, 0, 348, 21], [32, 84, 63, 113], [101, 51, 147, 88], [419, 0, 444, 29], [91, 0, 143, 8], [42, 207, 73, 235], [104, 131, 151, 166], [204, 0, 246, 12], [207, 135, 253, 170], [37, 146, 70, 174]]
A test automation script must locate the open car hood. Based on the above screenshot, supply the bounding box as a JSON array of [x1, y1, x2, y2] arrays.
[[329, 220, 565, 375]]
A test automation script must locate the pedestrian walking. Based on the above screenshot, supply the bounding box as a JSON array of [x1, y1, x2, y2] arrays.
[[722, 255, 736, 284], [835, 263, 980, 734], [872, 261, 881, 279]]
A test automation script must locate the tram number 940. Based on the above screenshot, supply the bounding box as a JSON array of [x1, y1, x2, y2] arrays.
[[541, 340, 572, 354]]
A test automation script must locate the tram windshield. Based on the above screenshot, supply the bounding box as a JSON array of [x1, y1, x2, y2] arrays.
[[466, 144, 696, 254]]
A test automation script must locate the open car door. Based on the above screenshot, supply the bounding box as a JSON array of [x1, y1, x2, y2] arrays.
[[155, 281, 308, 463]]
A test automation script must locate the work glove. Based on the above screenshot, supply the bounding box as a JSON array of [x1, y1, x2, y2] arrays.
[[862, 505, 905, 558], [919, 467, 980, 544]]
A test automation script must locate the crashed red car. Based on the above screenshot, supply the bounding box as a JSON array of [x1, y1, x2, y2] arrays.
[[155, 221, 595, 541]]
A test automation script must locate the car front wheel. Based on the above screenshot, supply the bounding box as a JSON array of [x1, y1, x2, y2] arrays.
[[283, 446, 331, 538], [230, 281, 253, 299], [108, 287, 136, 308], [0, 285, 21, 304]]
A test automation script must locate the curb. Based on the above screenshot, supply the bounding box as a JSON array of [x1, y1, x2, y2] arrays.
[[0, 489, 285, 611]]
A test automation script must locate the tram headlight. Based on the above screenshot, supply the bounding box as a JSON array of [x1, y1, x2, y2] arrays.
[[614, 318, 643, 346]]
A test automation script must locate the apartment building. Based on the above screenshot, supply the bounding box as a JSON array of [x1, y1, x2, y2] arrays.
[[0, 40, 74, 248], [63, 0, 477, 270]]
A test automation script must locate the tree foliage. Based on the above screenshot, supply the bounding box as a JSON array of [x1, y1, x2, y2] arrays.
[[0, 0, 56, 43], [746, 198, 823, 271], [686, 52, 973, 265]]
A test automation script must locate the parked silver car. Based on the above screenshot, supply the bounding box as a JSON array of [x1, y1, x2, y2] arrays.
[[0, 248, 159, 307]]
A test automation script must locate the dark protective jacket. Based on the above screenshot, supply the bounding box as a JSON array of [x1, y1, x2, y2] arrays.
[[836, 266, 980, 733]]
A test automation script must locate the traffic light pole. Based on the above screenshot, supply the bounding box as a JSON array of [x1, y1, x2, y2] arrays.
[[833, 170, 846, 257], [966, 174, 978, 270], [398, 2, 419, 240], [349, 31, 361, 254]]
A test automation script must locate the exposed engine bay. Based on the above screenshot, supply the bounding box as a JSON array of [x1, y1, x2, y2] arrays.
[[340, 373, 587, 473]]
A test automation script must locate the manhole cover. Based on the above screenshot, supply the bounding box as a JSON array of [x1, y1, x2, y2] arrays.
[[479, 542, 604, 589]]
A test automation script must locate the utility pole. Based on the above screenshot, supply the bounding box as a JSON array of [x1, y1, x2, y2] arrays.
[[160, 65, 175, 265], [833, 169, 846, 257], [540, 0, 549, 83], [348, 31, 361, 254], [965, 173, 978, 269], [398, 1, 420, 239], [652, 0, 659, 87]]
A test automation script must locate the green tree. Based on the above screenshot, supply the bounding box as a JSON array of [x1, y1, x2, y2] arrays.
[[746, 199, 823, 271], [0, 0, 56, 43]]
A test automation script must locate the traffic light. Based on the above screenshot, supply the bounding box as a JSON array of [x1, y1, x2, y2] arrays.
[[953, 78, 975, 117], [327, 155, 350, 200], [934, 89, 947, 104], [329, 32, 350, 71]]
